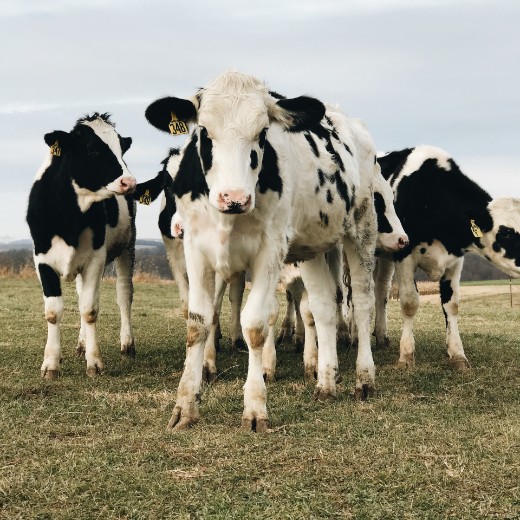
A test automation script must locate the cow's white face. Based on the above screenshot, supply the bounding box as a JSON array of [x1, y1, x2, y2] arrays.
[[480, 198, 520, 277], [145, 71, 326, 214]]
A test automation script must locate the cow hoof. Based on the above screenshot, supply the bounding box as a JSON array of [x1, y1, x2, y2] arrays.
[[396, 353, 415, 369], [202, 365, 217, 384], [167, 406, 198, 431], [233, 338, 247, 351], [354, 384, 375, 401], [42, 368, 60, 380], [241, 417, 270, 433], [121, 344, 136, 359], [449, 355, 470, 372], [86, 364, 103, 378], [314, 388, 336, 402], [375, 336, 391, 350], [76, 344, 85, 358]]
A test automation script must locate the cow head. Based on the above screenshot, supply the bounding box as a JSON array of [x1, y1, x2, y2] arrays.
[[145, 71, 325, 214], [477, 198, 520, 277], [44, 113, 136, 202], [372, 169, 409, 252]]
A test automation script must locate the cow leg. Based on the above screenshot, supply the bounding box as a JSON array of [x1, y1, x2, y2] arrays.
[[168, 247, 214, 431], [299, 254, 338, 401], [276, 290, 295, 346], [373, 257, 395, 350], [115, 248, 135, 358], [164, 237, 189, 319], [38, 263, 63, 379], [79, 256, 105, 377], [229, 271, 246, 350], [343, 237, 376, 400], [290, 280, 305, 353], [441, 259, 470, 372], [300, 289, 318, 383], [262, 301, 278, 383], [395, 257, 419, 368], [75, 274, 86, 357], [240, 243, 282, 432], [203, 275, 227, 383]]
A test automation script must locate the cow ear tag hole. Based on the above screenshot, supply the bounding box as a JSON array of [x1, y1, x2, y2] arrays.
[[50, 141, 61, 157], [169, 112, 189, 136]]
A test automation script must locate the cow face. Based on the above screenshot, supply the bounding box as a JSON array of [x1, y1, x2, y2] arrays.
[[372, 169, 409, 252], [480, 198, 520, 277], [44, 114, 136, 199], [145, 71, 325, 214]]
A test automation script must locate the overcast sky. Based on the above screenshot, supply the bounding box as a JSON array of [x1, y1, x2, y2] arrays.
[[1, 0, 519, 241]]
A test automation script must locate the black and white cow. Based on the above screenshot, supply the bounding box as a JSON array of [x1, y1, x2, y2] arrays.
[[145, 71, 383, 431], [374, 145, 520, 370], [27, 113, 137, 378]]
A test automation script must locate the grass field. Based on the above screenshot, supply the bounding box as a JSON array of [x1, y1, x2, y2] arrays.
[[0, 277, 519, 519]]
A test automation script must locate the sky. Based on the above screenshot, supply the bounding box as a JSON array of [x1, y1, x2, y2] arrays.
[[1, 0, 519, 241]]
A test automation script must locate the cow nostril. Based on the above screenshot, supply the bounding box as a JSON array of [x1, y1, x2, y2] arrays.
[[398, 237, 408, 248]]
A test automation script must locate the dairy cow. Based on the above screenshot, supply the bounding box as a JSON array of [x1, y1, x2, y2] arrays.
[[375, 145, 520, 369], [27, 113, 137, 378], [145, 71, 382, 431]]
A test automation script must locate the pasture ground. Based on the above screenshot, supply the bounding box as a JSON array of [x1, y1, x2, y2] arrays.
[[0, 277, 518, 519]]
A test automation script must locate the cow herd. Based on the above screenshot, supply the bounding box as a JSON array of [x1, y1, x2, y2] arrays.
[[26, 71, 520, 432]]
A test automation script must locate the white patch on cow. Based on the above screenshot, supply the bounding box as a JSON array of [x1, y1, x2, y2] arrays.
[[72, 180, 114, 212]]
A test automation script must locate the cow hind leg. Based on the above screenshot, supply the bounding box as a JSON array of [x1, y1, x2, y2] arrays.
[[373, 257, 395, 350], [262, 303, 278, 383], [441, 259, 470, 372], [115, 248, 135, 358], [300, 289, 318, 383], [229, 271, 246, 350], [276, 289, 295, 347], [38, 263, 63, 379], [75, 275, 86, 357]]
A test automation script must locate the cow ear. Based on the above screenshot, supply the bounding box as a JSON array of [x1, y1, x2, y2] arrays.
[[44, 130, 75, 153], [120, 136, 132, 154], [270, 96, 326, 132], [145, 97, 197, 134]]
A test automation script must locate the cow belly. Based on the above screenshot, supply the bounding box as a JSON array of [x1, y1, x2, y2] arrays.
[[415, 241, 461, 281]]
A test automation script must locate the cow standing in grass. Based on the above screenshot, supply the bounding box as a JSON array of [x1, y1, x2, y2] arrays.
[[145, 71, 387, 431], [27, 113, 137, 378], [375, 145, 520, 369]]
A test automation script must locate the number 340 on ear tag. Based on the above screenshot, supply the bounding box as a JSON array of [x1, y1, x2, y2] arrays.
[[169, 112, 189, 135]]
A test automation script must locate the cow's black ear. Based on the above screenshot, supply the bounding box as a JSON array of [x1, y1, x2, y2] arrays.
[[275, 96, 326, 132], [145, 97, 197, 134], [44, 130, 75, 152], [120, 136, 132, 154]]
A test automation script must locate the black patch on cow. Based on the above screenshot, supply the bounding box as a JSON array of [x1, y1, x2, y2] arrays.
[[309, 123, 345, 172], [377, 148, 414, 186], [493, 225, 520, 266], [420, 247, 426, 254], [257, 140, 283, 195], [276, 96, 326, 133], [304, 132, 319, 157], [259, 129, 267, 149], [373, 192, 392, 233], [104, 196, 119, 228], [336, 286, 343, 305], [132, 168, 168, 204], [250, 150, 258, 170], [269, 90, 286, 100], [379, 151, 494, 262], [344, 143, 353, 156], [315, 185, 320, 194], [145, 97, 197, 133], [319, 211, 329, 227], [439, 278, 453, 305], [158, 171, 177, 239], [38, 264, 62, 297], [326, 190, 333, 204], [317, 169, 326, 187], [334, 171, 351, 212], [199, 127, 213, 172], [171, 134, 209, 201]]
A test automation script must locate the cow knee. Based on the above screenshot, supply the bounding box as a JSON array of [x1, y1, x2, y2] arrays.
[[245, 327, 266, 350], [186, 313, 209, 348], [82, 308, 98, 324]]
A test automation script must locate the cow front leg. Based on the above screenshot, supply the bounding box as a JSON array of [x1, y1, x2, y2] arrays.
[[79, 257, 105, 377], [115, 248, 135, 358], [395, 257, 419, 368], [229, 271, 246, 350], [299, 254, 338, 401], [343, 238, 376, 400], [75, 274, 86, 357], [164, 236, 189, 319], [276, 289, 295, 346], [373, 256, 395, 350], [38, 263, 63, 379], [262, 302, 278, 383], [441, 259, 470, 372], [168, 249, 214, 431]]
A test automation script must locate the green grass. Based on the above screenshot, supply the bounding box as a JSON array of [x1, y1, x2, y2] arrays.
[[0, 277, 519, 519]]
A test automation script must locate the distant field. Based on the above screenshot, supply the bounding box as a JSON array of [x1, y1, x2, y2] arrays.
[[462, 278, 520, 286], [0, 277, 519, 519]]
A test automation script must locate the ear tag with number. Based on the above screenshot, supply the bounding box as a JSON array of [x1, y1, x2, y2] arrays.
[[139, 189, 152, 206], [50, 140, 61, 157], [470, 219, 484, 238], [168, 112, 189, 136]]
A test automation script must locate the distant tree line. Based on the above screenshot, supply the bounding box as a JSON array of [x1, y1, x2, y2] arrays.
[[0, 245, 510, 282]]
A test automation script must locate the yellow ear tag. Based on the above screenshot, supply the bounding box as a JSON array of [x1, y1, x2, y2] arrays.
[[139, 189, 152, 206], [50, 140, 61, 157], [168, 112, 189, 136], [470, 219, 484, 238]]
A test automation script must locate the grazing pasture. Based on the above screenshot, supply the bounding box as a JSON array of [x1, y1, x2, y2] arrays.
[[0, 276, 518, 519]]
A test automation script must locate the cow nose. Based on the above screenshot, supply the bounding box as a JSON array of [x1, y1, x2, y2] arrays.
[[120, 176, 136, 194], [218, 190, 252, 213], [398, 236, 409, 248]]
